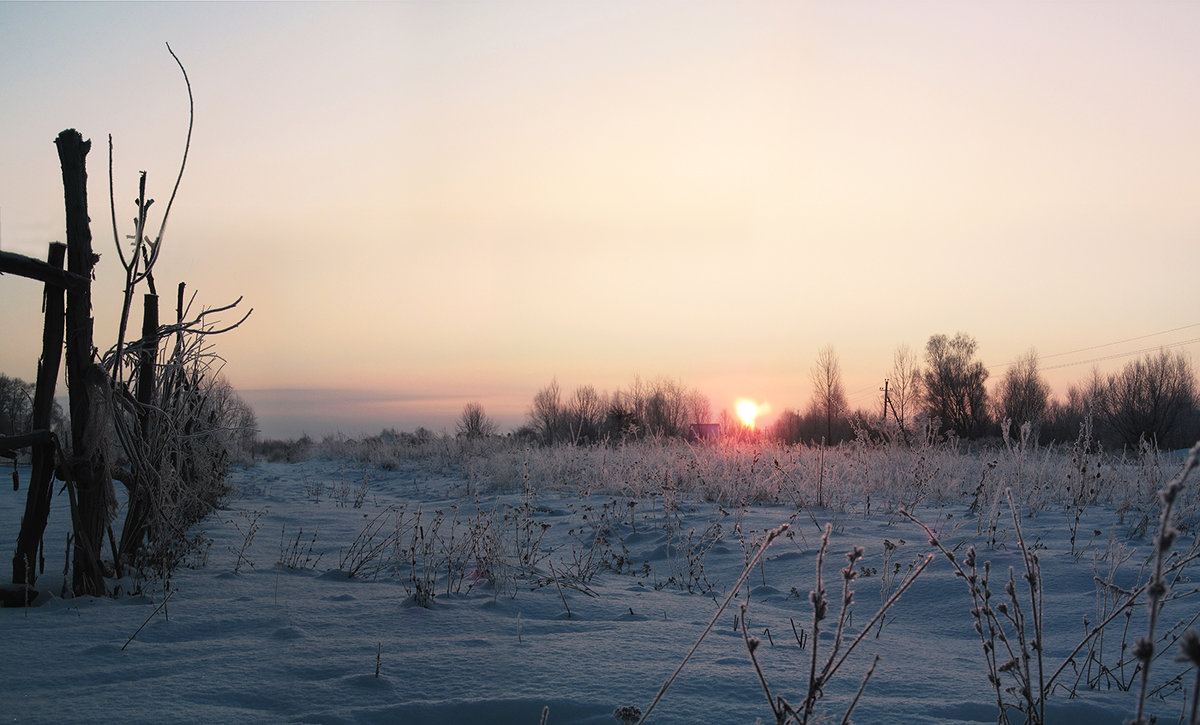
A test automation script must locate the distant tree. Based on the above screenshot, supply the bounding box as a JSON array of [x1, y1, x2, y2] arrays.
[[888, 345, 922, 427], [922, 332, 990, 439], [643, 378, 691, 437], [688, 389, 712, 426], [811, 345, 847, 444], [531, 375, 708, 444], [1096, 350, 1198, 450], [529, 379, 563, 444], [565, 385, 606, 443], [457, 401, 498, 439], [604, 401, 639, 440], [995, 349, 1051, 434], [621, 376, 649, 431], [208, 377, 259, 462], [1043, 368, 1105, 445], [0, 374, 34, 436], [769, 409, 806, 445]]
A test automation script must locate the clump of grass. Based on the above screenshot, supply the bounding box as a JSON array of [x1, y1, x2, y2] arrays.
[[277, 524, 322, 570], [338, 505, 401, 579]]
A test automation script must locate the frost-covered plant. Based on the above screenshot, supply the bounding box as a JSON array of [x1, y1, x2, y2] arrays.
[[506, 489, 551, 578], [740, 523, 932, 724], [636, 524, 789, 724], [339, 505, 402, 579], [908, 493, 1055, 724], [906, 441, 1200, 725], [662, 516, 725, 595], [1132, 441, 1200, 724], [1176, 630, 1200, 725], [277, 524, 322, 570], [558, 498, 641, 585], [228, 509, 263, 574]]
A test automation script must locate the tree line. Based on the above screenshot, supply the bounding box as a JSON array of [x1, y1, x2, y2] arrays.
[[771, 332, 1200, 451], [454, 376, 710, 445], [454, 332, 1199, 452]]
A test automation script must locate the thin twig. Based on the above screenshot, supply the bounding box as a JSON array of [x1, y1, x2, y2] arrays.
[[740, 601, 779, 722], [121, 588, 176, 651], [547, 559, 572, 619], [840, 654, 880, 725], [637, 524, 787, 724]]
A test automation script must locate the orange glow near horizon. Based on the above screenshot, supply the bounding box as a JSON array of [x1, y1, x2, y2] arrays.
[[736, 400, 759, 429]]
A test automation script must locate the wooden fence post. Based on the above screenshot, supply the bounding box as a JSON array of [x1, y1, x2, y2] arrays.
[[56, 129, 113, 597], [12, 242, 67, 587]]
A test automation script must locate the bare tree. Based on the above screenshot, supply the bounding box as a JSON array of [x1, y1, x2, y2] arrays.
[[922, 332, 990, 439], [565, 385, 606, 443], [688, 389, 712, 426], [769, 408, 806, 445], [995, 349, 1051, 433], [1097, 350, 1197, 449], [456, 401, 497, 439], [638, 378, 690, 437], [888, 345, 922, 427], [811, 345, 847, 444], [0, 374, 34, 436], [529, 379, 563, 444]]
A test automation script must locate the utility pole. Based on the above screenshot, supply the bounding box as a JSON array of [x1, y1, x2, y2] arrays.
[[880, 379, 889, 422], [881, 378, 910, 446]]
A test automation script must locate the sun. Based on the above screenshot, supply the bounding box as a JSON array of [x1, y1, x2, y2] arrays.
[[736, 400, 758, 428]]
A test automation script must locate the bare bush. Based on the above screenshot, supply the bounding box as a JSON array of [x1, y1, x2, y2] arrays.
[[456, 401, 497, 439], [529, 379, 563, 444], [527, 375, 708, 445], [995, 348, 1051, 434], [564, 385, 606, 444], [1097, 350, 1198, 450]]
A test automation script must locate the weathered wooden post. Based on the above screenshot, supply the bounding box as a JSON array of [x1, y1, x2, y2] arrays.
[[56, 129, 114, 597], [136, 293, 159, 434], [12, 242, 67, 587]]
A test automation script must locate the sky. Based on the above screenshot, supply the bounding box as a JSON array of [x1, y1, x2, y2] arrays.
[[2, 1, 1200, 438]]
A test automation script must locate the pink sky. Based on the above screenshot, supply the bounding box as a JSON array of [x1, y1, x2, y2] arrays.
[[3, 2, 1199, 438]]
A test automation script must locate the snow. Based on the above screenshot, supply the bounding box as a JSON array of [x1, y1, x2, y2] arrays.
[[2, 443, 1198, 724]]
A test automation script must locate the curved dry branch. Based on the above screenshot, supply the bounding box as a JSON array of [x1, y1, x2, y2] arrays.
[[107, 135, 126, 270], [140, 42, 194, 277]]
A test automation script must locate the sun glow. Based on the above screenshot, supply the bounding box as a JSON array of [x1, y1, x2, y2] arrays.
[[736, 400, 758, 429]]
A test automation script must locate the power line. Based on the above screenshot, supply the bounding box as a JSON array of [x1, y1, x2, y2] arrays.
[[1040, 322, 1200, 361], [846, 384, 880, 406], [991, 322, 1200, 371], [1040, 336, 1200, 372]]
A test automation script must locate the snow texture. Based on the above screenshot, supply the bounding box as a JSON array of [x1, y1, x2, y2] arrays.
[[2, 452, 1196, 724]]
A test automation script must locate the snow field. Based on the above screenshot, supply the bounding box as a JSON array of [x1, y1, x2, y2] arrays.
[[2, 436, 1198, 724]]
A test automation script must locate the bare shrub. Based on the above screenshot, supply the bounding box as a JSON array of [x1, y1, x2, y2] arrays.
[[1097, 350, 1198, 450], [995, 349, 1051, 435], [456, 401, 497, 439]]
